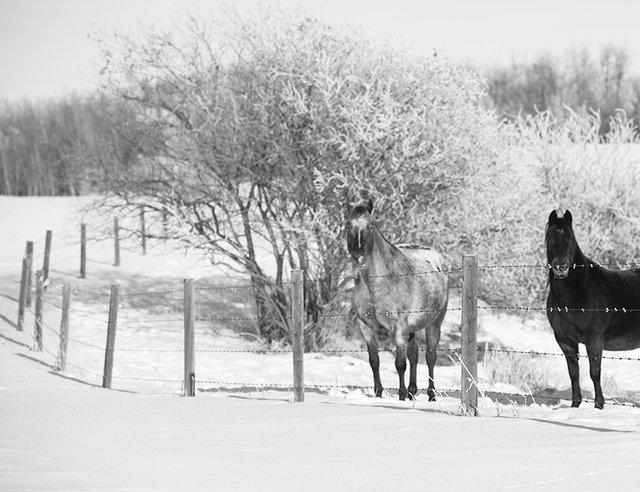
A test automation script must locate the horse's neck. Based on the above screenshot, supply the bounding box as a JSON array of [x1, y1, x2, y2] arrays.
[[366, 228, 409, 277]]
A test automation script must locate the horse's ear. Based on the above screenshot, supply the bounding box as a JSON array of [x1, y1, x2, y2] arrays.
[[367, 198, 374, 215], [564, 209, 572, 225], [548, 209, 559, 225]]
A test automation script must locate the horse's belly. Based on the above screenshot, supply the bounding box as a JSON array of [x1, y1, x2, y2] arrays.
[[604, 321, 640, 351]]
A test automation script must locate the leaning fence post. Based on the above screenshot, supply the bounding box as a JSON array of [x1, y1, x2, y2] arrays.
[[291, 269, 305, 402], [34, 270, 44, 351], [56, 284, 71, 371], [42, 230, 52, 282], [80, 223, 86, 279], [103, 284, 119, 389], [183, 278, 195, 397], [461, 254, 478, 415], [25, 240, 33, 307], [113, 217, 120, 267], [17, 256, 28, 331]]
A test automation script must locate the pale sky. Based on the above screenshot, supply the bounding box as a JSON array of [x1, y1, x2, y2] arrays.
[[1, 0, 639, 101]]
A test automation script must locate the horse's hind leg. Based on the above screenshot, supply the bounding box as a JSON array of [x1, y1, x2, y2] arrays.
[[425, 323, 442, 402], [407, 333, 418, 400], [367, 341, 383, 398], [586, 338, 605, 409], [425, 348, 437, 401]]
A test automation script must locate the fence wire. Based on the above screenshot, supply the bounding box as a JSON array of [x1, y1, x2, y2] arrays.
[[11, 235, 640, 410]]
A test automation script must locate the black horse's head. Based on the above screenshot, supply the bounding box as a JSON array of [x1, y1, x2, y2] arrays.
[[546, 208, 577, 279], [346, 198, 375, 266]]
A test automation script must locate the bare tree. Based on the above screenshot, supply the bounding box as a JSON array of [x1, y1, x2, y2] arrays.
[[91, 6, 510, 346]]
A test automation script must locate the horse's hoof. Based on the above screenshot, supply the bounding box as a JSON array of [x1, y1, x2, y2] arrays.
[[374, 389, 383, 398], [595, 401, 604, 410], [571, 401, 581, 408], [427, 388, 436, 402], [407, 387, 417, 400], [398, 389, 408, 401]]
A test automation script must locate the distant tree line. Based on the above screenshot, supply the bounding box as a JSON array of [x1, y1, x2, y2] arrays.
[[483, 44, 640, 133], [2, 43, 638, 197], [0, 95, 139, 196]]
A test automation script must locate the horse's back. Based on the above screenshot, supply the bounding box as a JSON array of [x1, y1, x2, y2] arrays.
[[397, 244, 446, 273], [602, 267, 640, 303]]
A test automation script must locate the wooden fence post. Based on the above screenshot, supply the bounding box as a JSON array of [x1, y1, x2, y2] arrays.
[[291, 269, 304, 402], [17, 256, 28, 331], [113, 217, 120, 267], [42, 230, 52, 282], [80, 223, 86, 279], [103, 284, 119, 389], [183, 278, 195, 397], [461, 254, 478, 415], [25, 241, 33, 307], [162, 208, 169, 242], [34, 270, 44, 351], [140, 207, 147, 255], [56, 284, 71, 371]]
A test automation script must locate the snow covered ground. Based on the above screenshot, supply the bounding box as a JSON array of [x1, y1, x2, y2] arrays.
[[2, 196, 640, 491]]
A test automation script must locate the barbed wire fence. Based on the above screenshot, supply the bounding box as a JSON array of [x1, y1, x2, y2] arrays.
[[4, 216, 640, 412]]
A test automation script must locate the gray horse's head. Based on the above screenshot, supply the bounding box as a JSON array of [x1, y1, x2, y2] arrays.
[[546, 208, 576, 279], [346, 198, 375, 266]]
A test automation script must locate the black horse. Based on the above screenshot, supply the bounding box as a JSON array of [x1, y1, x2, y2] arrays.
[[346, 199, 449, 401], [546, 209, 640, 408]]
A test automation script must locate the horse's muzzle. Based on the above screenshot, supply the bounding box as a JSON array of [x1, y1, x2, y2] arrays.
[[352, 253, 366, 267], [552, 264, 570, 279]]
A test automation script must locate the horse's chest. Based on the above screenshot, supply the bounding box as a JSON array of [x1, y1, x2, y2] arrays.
[[353, 277, 413, 328], [547, 288, 608, 341], [363, 279, 407, 308]]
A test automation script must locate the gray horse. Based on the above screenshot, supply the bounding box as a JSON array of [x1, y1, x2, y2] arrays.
[[346, 199, 449, 400]]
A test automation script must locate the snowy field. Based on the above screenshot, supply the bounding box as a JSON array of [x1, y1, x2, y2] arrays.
[[2, 196, 640, 491]]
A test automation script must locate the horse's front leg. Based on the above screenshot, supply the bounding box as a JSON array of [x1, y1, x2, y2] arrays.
[[395, 344, 408, 401], [425, 318, 442, 402], [357, 318, 383, 397], [394, 322, 410, 401], [557, 339, 582, 407], [586, 337, 605, 409]]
